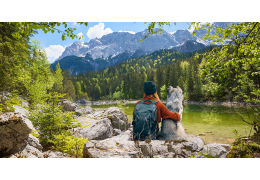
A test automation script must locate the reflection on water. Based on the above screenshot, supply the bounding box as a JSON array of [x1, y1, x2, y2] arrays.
[[90, 103, 254, 145]]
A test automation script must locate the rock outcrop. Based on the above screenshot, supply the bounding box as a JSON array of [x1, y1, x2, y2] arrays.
[[60, 99, 79, 111], [82, 128, 226, 158], [76, 118, 114, 140], [0, 102, 70, 158], [9, 144, 69, 158], [13, 105, 29, 118], [202, 143, 231, 158], [75, 106, 93, 116], [73, 107, 131, 140], [0, 112, 33, 156]]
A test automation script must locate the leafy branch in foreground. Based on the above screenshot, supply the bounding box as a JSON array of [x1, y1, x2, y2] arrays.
[[141, 22, 173, 42], [193, 22, 260, 104], [9, 22, 88, 41], [191, 22, 260, 146]]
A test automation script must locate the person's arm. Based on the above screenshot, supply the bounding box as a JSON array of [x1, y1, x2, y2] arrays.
[[158, 102, 181, 121]]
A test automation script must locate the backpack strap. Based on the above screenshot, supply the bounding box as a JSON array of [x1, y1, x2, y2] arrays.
[[140, 99, 159, 104]]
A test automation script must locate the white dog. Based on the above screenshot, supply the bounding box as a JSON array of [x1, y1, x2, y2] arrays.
[[158, 86, 187, 140]]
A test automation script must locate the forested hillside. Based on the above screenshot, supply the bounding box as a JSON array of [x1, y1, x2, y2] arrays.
[[62, 45, 233, 101]]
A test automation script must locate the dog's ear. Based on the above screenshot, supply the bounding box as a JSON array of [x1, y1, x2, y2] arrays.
[[167, 86, 173, 96], [167, 88, 170, 96], [176, 86, 183, 94]]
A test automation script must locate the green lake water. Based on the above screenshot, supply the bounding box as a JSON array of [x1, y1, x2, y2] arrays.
[[90, 103, 254, 145]]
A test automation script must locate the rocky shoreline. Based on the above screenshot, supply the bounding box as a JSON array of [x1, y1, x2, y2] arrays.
[[78, 99, 255, 107], [0, 95, 232, 158], [58, 99, 232, 158]]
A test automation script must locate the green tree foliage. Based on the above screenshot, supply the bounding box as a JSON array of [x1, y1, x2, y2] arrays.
[[62, 69, 76, 100], [191, 22, 260, 142], [0, 22, 89, 156], [141, 22, 172, 42], [192, 22, 260, 104], [18, 40, 54, 107], [160, 85, 167, 100], [0, 22, 32, 93], [29, 92, 76, 144], [69, 47, 212, 101], [52, 62, 63, 93], [75, 81, 82, 99], [0, 22, 88, 94], [9, 22, 88, 41]]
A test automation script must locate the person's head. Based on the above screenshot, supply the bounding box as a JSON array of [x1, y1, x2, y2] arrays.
[[142, 81, 160, 101]]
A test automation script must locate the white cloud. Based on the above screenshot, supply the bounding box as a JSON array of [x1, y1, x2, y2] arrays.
[[77, 32, 84, 41], [72, 22, 80, 27], [44, 45, 65, 63], [119, 30, 135, 34], [86, 23, 113, 40], [77, 32, 83, 38]]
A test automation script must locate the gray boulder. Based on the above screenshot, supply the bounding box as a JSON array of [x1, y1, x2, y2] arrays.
[[181, 141, 199, 152], [42, 150, 69, 158], [25, 134, 43, 151], [103, 107, 121, 116], [9, 144, 44, 158], [202, 143, 231, 158], [13, 105, 29, 118], [185, 134, 205, 150], [80, 99, 87, 104], [77, 118, 113, 140], [61, 99, 79, 111], [83, 130, 140, 158], [107, 111, 129, 130], [113, 129, 122, 136], [0, 112, 33, 156], [75, 106, 93, 116], [9, 145, 69, 158]]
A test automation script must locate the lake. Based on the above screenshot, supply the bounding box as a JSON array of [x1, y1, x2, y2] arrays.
[[90, 103, 253, 145]]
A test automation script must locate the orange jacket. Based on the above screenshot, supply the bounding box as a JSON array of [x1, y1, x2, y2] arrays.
[[133, 96, 180, 123]]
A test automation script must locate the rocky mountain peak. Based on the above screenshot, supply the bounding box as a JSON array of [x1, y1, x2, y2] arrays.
[[55, 22, 238, 62]]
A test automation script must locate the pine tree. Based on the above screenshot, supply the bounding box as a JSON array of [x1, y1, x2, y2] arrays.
[[75, 81, 82, 99], [164, 64, 170, 88], [53, 62, 63, 93]]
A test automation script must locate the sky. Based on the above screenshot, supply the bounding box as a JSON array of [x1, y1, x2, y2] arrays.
[[2, 1, 255, 64], [31, 22, 191, 63]]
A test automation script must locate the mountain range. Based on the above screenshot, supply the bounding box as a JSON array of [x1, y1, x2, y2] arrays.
[[52, 22, 238, 75]]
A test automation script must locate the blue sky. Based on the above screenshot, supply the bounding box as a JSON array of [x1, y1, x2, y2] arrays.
[[31, 22, 191, 63]]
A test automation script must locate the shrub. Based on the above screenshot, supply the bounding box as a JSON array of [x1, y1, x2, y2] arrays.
[[50, 131, 88, 158], [227, 129, 260, 158]]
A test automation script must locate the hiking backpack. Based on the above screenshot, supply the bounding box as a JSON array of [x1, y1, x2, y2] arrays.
[[132, 99, 159, 141]]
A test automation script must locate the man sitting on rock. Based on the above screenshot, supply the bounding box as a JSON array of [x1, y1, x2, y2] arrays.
[[132, 81, 183, 141]]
